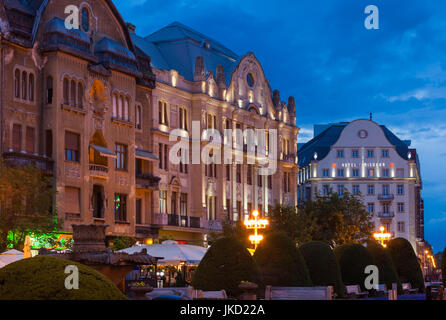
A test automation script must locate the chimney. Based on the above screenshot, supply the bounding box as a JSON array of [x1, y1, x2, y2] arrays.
[[273, 90, 281, 109], [287, 96, 296, 116], [194, 56, 205, 81], [216, 65, 225, 87]]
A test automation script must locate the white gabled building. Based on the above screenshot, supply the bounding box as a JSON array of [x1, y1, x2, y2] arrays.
[[297, 119, 424, 252]]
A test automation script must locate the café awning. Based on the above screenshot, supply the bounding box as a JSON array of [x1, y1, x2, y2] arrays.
[[90, 145, 117, 158], [135, 149, 159, 161]]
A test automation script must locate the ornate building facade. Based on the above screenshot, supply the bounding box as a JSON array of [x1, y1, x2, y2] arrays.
[[0, 1, 299, 245]]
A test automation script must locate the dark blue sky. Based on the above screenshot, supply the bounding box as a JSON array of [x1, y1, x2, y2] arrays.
[[115, 0, 446, 252]]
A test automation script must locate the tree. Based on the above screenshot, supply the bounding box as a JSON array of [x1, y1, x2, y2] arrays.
[[366, 241, 402, 294], [110, 236, 136, 251], [253, 232, 312, 287], [298, 191, 374, 246], [387, 238, 425, 293], [268, 203, 318, 244], [334, 243, 375, 292], [0, 161, 58, 252], [299, 241, 345, 297], [208, 220, 250, 247], [191, 237, 262, 298]]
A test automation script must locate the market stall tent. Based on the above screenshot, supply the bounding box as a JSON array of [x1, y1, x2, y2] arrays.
[[0, 249, 24, 268]]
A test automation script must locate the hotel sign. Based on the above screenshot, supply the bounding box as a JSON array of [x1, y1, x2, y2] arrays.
[[340, 162, 386, 168]]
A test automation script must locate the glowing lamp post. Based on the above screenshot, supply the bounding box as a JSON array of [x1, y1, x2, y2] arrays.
[[373, 226, 392, 248], [244, 210, 268, 251]]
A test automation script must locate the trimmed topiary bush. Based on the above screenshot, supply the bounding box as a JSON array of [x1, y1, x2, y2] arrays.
[[253, 232, 312, 287], [387, 238, 425, 293], [299, 241, 344, 297], [366, 241, 402, 294], [191, 237, 262, 297], [334, 243, 375, 292], [0, 256, 127, 300]]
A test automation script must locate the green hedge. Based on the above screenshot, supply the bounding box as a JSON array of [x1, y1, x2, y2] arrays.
[[366, 241, 402, 294], [299, 241, 345, 297], [0, 256, 127, 300], [387, 238, 425, 293], [191, 237, 262, 297], [334, 243, 375, 292], [254, 232, 312, 287]]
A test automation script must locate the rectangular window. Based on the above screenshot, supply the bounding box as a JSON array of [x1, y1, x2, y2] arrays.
[[115, 143, 127, 170], [159, 190, 167, 214], [367, 150, 374, 158], [338, 185, 344, 197], [398, 202, 405, 213], [65, 187, 81, 217], [382, 150, 389, 158], [367, 185, 375, 195], [323, 169, 329, 177], [114, 193, 127, 222], [353, 185, 360, 195], [180, 193, 187, 216], [159, 143, 163, 169], [368, 203, 375, 213], [398, 222, 405, 233], [337, 150, 344, 158], [159, 101, 168, 125], [352, 150, 359, 158], [353, 169, 359, 177], [323, 185, 329, 196], [25, 127, 35, 154], [65, 131, 80, 162], [397, 185, 404, 195], [382, 185, 389, 195], [337, 169, 344, 177], [383, 168, 390, 177], [258, 172, 263, 187], [171, 192, 177, 215], [164, 144, 168, 170], [179, 107, 188, 130], [12, 124, 22, 152], [136, 198, 142, 224], [367, 169, 375, 177]]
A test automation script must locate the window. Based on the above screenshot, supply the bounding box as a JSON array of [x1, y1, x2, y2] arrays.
[[258, 172, 263, 187], [115, 143, 128, 170], [352, 150, 359, 158], [65, 131, 80, 162], [283, 172, 291, 193], [136, 199, 142, 224], [323, 185, 329, 196], [179, 149, 188, 174], [397, 185, 404, 195], [171, 192, 177, 215], [114, 193, 127, 222], [368, 203, 375, 213], [12, 124, 22, 152], [159, 101, 168, 125], [112, 93, 118, 118], [353, 185, 360, 195], [207, 113, 216, 129], [65, 187, 81, 218], [158, 144, 168, 170], [398, 202, 405, 213], [14, 69, 20, 98], [337, 169, 344, 177], [382, 149, 389, 158], [180, 193, 187, 216], [323, 169, 329, 177], [247, 164, 252, 185], [282, 138, 290, 156], [159, 191, 167, 214], [383, 203, 390, 214], [136, 105, 142, 129], [179, 106, 188, 130], [124, 97, 129, 121], [397, 222, 405, 233], [337, 185, 344, 197], [21, 71, 27, 100], [367, 169, 375, 177], [367, 150, 374, 158], [77, 82, 83, 108], [28, 73, 34, 101], [337, 150, 344, 158], [226, 164, 231, 181], [367, 185, 375, 195], [47, 76, 53, 104], [382, 185, 389, 196], [25, 127, 35, 154], [236, 164, 241, 183], [383, 168, 390, 177], [70, 79, 76, 106], [353, 169, 359, 177], [63, 78, 69, 104]]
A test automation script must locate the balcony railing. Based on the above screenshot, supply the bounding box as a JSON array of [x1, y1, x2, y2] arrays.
[[378, 194, 395, 201], [89, 164, 108, 178], [189, 217, 202, 229], [378, 212, 395, 218], [168, 214, 179, 226], [154, 214, 202, 229], [136, 173, 161, 190], [3, 152, 54, 175], [205, 219, 223, 231]]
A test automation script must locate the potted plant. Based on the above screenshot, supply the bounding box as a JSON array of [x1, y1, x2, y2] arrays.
[[129, 281, 153, 299], [238, 281, 258, 300]]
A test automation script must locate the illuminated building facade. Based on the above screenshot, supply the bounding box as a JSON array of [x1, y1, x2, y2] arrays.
[[297, 119, 424, 252]]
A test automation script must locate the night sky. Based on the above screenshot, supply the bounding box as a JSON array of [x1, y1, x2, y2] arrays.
[[114, 0, 446, 252]]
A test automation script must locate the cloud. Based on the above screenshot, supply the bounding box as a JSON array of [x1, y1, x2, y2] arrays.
[[428, 212, 446, 224]]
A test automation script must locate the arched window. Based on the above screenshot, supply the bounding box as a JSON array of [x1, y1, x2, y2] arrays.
[[21, 71, 27, 100], [118, 95, 123, 119], [81, 7, 90, 32], [124, 97, 129, 121], [28, 73, 34, 101], [77, 82, 83, 108], [14, 69, 20, 98], [112, 93, 117, 117], [47, 76, 53, 104], [136, 105, 142, 129], [63, 78, 69, 104], [70, 79, 76, 106]]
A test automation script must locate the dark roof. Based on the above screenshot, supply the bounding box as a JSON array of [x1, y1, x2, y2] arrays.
[[297, 122, 410, 167]]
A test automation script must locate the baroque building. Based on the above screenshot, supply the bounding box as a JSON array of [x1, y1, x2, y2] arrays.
[[0, 1, 299, 245], [297, 119, 424, 252]]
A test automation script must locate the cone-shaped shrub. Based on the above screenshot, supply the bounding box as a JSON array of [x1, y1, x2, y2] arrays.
[[191, 237, 262, 297], [387, 238, 425, 293], [334, 243, 375, 292], [0, 256, 127, 300], [366, 241, 402, 294], [299, 241, 345, 297], [253, 232, 312, 287]]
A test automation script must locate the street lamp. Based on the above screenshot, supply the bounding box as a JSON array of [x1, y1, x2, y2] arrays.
[[373, 226, 392, 247], [244, 210, 268, 250]]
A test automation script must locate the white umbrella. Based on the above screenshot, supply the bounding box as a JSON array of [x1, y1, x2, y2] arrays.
[[0, 249, 24, 267], [118, 243, 207, 265]]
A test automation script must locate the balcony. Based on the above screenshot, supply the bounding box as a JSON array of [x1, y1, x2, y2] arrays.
[[89, 164, 108, 179], [153, 214, 202, 229], [3, 152, 54, 175], [205, 219, 223, 232], [378, 212, 395, 218], [189, 217, 202, 229], [378, 194, 394, 201], [136, 173, 160, 190], [168, 214, 179, 226]]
